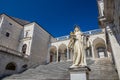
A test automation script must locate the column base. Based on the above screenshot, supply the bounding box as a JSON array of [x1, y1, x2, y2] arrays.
[[69, 66, 91, 80]]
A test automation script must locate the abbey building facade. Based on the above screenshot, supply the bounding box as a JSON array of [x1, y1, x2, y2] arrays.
[[0, 0, 120, 79], [0, 14, 54, 77], [0, 13, 113, 78]]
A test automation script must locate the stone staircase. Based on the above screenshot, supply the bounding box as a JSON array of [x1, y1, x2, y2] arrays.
[[2, 58, 119, 80]]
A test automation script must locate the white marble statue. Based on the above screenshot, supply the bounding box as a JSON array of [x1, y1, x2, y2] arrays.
[[68, 26, 87, 68]]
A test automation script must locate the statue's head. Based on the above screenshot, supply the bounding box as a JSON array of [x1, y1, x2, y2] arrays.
[[74, 25, 80, 32]]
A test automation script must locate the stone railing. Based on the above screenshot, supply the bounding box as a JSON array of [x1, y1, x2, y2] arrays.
[[55, 29, 103, 41], [83, 29, 103, 35], [0, 45, 28, 58], [56, 35, 70, 41]]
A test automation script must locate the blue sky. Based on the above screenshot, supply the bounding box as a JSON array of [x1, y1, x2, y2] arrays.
[[0, 0, 99, 37]]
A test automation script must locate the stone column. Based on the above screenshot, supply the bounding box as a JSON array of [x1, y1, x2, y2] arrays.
[[67, 46, 69, 60], [91, 45, 95, 59], [56, 47, 59, 62], [47, 47, 50, 63], [69, 67, 91, 80], [70, 49, 73, 60]]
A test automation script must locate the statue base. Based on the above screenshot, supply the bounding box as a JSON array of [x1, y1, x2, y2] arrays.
[[69, 66, 91, 80]]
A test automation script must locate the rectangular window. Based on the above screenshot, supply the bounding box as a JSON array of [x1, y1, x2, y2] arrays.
[[25, 30, 30, 37], [6, 32, 10, 37], [26, 31, 28, 37], [9, 23, 12, 25]]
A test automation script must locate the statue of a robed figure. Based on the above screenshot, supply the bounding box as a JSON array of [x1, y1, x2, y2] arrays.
[[68, 26, 87, 68]]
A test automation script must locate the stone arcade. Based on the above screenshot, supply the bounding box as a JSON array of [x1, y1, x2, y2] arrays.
[[0, 0, 120, 80]]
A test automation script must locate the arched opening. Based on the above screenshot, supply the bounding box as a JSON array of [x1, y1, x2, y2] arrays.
[[93, 38, 107, 58], [58, 44, 67, 61], [49, 46, 57, 62], [22, 44, 27, 54], [5, 62, 16, 70]]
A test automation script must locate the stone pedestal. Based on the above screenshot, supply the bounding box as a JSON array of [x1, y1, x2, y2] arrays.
[[69, 67, 91, 80]]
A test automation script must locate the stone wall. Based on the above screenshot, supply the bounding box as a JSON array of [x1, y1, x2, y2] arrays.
[[0, 14, 54, 77], [0, 14, 23, 51], [28, 23, 51, 67], [0, 51, 28, 78], [102, 0, 120, 78]]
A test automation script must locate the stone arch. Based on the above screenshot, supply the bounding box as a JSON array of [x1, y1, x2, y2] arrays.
[[22, 44, 27, 54], [93, 37, 105, 45], [5, 62, 16, 70], [58, 44, 67, 61], [49, 46, 57, 62], [93, 38, 107, 58]]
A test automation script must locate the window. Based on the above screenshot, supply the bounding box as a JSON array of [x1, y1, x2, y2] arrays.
[[6, 32, 10, 37], [9, 23, 12, 25], [22, 64, 28, 68], [25, 30, 30, 37], [22, 44, 27, 54], [25, 32, 28, 37], [6, 62, 16, 70]]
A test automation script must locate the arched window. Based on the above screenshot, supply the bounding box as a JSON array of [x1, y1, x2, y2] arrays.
[[22, 44, 27, 54], [97, 47, 107, 58], [6, 62, 16, 70]]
